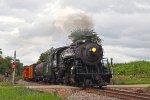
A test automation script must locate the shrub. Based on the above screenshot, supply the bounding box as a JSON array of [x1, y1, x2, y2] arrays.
[[0, 82, 13, 86], [114, 61, 150, 77], [0, 86, 61, 100]]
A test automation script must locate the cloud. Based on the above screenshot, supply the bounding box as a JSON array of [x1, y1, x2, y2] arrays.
[[0, 0, 150, 65], [93, 12, 150, 49], [103, 46, 150, 63], [4, 0, 50, 10], [62, 0, 150, 13]]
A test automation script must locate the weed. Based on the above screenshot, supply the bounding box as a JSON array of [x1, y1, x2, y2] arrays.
[[146, 86, 150, 90], [0, 85, 61, 100], [113, 61, 150, 84]]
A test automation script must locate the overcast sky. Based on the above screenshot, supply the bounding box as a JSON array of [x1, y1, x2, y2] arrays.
[[0, 0, 150, 65]]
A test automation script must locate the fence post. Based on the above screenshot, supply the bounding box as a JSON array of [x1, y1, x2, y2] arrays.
[[110, 58, 114, 85], [12, 50, 16, 84]]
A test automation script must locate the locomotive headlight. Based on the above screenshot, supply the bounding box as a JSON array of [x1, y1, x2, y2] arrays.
[[91, 47, 97, 53]]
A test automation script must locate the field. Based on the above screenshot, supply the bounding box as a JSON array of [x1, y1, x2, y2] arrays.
[[0, 60, 150, 100], [113, 61, 150, 85], [0, 82, 61, 100]]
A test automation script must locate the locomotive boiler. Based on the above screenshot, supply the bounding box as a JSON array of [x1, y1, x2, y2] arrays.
[[56, 36, 112, 87], [23, 35, 112, 88]]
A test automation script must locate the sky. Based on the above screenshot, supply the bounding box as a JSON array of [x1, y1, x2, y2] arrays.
[[0, 0, 150, 65]]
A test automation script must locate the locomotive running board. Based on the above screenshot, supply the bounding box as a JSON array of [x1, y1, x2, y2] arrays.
[[76, 73, 111, 75]]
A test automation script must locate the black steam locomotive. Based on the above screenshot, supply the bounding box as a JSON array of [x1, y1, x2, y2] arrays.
[[24, 35, 112, 88]]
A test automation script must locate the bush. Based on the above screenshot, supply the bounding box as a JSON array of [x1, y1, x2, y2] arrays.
[[147, 86, 150, 90], [0, 86, 61, 100], [0, 82, 13, 86], [114, 61, 150, 77], [113, 61, 150, 84], [0, 76, 3, 82]]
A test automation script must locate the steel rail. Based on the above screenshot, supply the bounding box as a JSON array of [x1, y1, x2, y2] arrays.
[[85, 88, 150, 100]]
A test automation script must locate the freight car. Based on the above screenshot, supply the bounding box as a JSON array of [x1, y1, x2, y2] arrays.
[[23, 64, 36, 81], [23, 35, 113, 88], [23, 66, 29, 80]]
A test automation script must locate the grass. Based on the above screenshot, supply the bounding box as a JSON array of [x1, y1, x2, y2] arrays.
[[0, 82, 61, 100], [114, 61, 150, 76], [146, 86, 150, 90], [113, 75, 150, 85], [113, 61, 150, 85], [0, 81, 14, 86]]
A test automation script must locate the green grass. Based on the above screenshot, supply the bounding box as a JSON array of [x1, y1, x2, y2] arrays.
[[0, 85, 61, 100], [0, 81, 14, 86], [146, 86, 150, 90], [113, 75, 150, 85], [114, 61, 150, 76], [113, 61, 150, 85]]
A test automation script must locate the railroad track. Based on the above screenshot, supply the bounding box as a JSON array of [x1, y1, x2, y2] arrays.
[[85, 88, 150, 100], [18, 80, 150, 100]]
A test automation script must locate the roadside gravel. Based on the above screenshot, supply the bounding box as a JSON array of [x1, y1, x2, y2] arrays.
[[17, 80, 150, 100], [16, 79, 42, 86], [67, 91, 121, 100]]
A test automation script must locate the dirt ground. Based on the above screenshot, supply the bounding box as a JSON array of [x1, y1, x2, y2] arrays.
[[16, 80, 150, 99], [16, 79, 80, 99]]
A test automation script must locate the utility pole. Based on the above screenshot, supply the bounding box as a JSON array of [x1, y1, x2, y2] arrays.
[[12, 50, 16, 84], [110, 58, 114, 85]]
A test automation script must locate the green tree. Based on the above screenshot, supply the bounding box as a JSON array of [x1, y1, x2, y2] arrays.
[[68, 29, 102, 44], [4, 56, 12, 72], [37, 47, 55, 64], [0, 56, 12, 74], [0, 49, 4, 73], [15, 59, 23, 76], [0, 48, 2, 57], [0, 49, 23, 76]]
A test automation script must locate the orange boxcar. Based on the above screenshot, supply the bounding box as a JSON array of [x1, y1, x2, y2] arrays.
[[23, 64, 37, 80], [23, 66, 29, 80], [28, 64, 34, 80]]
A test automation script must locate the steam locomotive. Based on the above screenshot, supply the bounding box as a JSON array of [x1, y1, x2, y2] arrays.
[[23, 35, 112, 88]]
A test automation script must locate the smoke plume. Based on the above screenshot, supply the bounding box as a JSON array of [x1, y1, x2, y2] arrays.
[[54, 13, 94, 33]]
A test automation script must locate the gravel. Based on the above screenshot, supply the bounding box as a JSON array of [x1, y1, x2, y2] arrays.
[[67, 91, 121, 100], [16, 79, 45, 86], [17, 80, 122, 100]]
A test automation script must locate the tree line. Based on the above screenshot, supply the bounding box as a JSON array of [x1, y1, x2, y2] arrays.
[[0, 49, 23, 76]]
